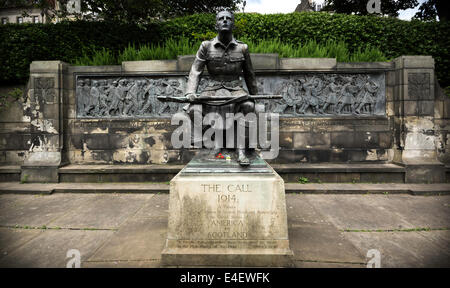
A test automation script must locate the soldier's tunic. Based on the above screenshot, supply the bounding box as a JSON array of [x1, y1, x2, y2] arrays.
[[185, 36, 258, 128]]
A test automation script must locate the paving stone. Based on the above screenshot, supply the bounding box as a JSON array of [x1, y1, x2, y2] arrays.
[[0, 229, 113, 268], [0, 194, 96, 227], [49, 194, 153, 229], [377, 195, 450, 229], [0, 194, 26, 209], [133, 194, 169, 219], [343, 231, 450, 268], [417, 230, 450, 254], [305, 195, 414, 230], [0, 193, 448, 267], [289, 223, 366, 264], [285, 194, 331, 224], [88, 217, 167, 262], [0, 228, 42, 260]]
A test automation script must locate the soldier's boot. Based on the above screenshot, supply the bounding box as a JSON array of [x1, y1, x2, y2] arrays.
[[237, 148, 250, 167]]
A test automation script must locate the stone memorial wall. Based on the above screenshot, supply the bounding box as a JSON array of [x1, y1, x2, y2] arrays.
[[0, 55, 448, 183]]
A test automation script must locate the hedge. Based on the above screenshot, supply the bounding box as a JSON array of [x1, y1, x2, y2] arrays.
[[0, 12, 449, 88], [0, 21, 161, 85]]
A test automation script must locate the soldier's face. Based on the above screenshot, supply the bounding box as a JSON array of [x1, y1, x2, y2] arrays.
[[216, 12, 234, 32]]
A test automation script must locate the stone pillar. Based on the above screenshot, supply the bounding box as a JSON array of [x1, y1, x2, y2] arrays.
[[21, 61, 67, 183], [393, 56, 445, 183]]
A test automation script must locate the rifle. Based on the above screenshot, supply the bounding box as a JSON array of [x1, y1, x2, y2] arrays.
[[157, 94, 282, 105]]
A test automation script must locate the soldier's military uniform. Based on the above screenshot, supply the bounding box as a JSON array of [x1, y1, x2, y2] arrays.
[[186, 36, 258, 97], [185, 36, 258, 146]]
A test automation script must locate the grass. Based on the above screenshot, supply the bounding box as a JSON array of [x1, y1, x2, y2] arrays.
[[73, 37, 389, 66], [74, 47, 117, 66], [298, 177, 309, 184]]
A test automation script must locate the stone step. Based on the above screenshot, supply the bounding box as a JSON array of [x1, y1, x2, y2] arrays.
[[0, 182, 449, 195], [1, 164, 449, 183], [57, 163, 407, 183], [0, 166, 21, 182]]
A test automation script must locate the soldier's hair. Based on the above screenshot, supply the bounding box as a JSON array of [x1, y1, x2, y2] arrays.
[[216, 10, 234, 21]]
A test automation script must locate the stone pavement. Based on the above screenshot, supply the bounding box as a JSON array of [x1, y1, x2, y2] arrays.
[[0, 192, 448, 268]]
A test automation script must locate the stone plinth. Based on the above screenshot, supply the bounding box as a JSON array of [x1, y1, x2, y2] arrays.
[[161, 151, 294, 267]]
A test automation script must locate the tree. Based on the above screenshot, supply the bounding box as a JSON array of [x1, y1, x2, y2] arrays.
[[322, 0, 418, 17], [414, 0, 449, 21], [0, 0, 72, 22], [81, 0, 243, 23], [163, 0, 243, 17]]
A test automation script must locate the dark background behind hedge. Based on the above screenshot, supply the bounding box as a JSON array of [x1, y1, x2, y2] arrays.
[[1, 12, 448, 88]]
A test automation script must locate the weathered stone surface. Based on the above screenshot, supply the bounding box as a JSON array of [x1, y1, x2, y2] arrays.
[[49, 194, 152, 229], [0, 229, 113, 268], [418, 101, 434, 116], [401, 56, 435, 69], [30, 61, 67, 73], [394, 56, 435, 70], [386, 71, 395, 86], [289, 223, 366, 263], [68, 65, 121, 74], [344, 231, 449, 268], [133, 194, 169, 218], [0, 194, 95, 227], [89, 217, 167, 262], [161, 163, 293, 267], [336, 62, 393, 71], [177, 55, 196, 72], [6, 55, 448, 170], [404, 163, 445, 183], [122, 60, 178, 72], [250, 53, 279, 70], [0, 228, 42, 260], [280, 58, 336, 71], [377, 195, 450, 228], [21, 166, 59, 183], [305, 194, 414, 230], [293, 132, 330, 149]]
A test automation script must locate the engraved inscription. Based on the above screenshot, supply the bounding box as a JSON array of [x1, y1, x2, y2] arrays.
[[175, 240, 280, 249]]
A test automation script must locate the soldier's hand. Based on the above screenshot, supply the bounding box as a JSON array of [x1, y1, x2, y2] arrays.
[[185, 93, 197, 102]]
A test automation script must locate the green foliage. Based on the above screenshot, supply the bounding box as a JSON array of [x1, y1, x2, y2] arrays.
[[298, 177, 309, 184], [444, 86, 450, 97], [322, 0, 419, 17], [0, 87, 23, 112], [413, 0, 449, 21], [81, 0, 242, 23], [159, 12, 450, 87], [74, 47, 116, 66], [0, 21, 161, 84], [75, 37, 387, 65], [348, 46, 388, 62], [241, 38, 387, 62], [1, 12, 449, 88]]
